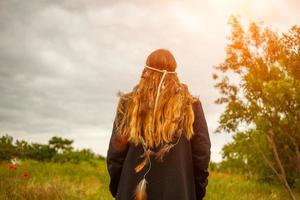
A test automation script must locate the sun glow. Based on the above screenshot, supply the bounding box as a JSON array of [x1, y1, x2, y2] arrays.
[[168, 0, 286, 35], [209, 0, 283, 17]]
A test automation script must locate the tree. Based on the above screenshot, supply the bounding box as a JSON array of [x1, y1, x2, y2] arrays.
[[0, 135, 102, 163], [27, 143, 56, 161], [0, 135, 16, 161], [15, 139, 31, 158], [48, 136, 73, 154], [213, 16, 300, 200]]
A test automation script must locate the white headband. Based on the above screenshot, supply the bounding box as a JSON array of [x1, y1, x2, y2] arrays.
[[144, 65, 176, 115]]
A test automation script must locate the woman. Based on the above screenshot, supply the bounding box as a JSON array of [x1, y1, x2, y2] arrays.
[[106, 49, 211, 200]]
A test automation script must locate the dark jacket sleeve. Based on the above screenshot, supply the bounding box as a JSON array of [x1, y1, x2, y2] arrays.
[[106, 119, 129, 198], [191, 98, 211, 200]]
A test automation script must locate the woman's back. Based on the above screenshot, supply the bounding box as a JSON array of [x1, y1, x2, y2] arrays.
[[107, 98, 211, 200], [106, 49, 211, 200]]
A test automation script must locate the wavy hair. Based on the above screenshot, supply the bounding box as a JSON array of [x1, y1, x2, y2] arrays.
[[113, 49, 197, 149]]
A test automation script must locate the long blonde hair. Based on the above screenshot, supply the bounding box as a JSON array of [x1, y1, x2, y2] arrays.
[[114, 49, 197, 149]]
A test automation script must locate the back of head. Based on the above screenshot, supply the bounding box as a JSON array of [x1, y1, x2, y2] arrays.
[[114, 48, 196, 149], [146, 49, 177, 72]]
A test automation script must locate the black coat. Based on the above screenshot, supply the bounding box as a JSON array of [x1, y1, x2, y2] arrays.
[[106, 98, 211, 200]]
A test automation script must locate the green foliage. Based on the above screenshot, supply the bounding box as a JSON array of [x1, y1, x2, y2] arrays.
[[0, 135, 17, 160], [27, 143, 56, 161], [209, 161, 221, 172], [213, 16, 300, 188], [52, 149, 96, 164], [15, 139, 31, 158], [219, 131, 275, 182], [49, 136, 73, 153], [0, 135, 101, 163]]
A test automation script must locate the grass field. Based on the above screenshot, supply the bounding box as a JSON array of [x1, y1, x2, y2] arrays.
[[0, 159, 299, 200]]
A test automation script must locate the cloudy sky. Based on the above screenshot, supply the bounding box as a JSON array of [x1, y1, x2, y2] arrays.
[[0, 0, 299, 162]]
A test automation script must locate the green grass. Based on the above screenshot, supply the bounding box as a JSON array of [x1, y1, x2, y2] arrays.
[[206, 173, 299, 200], [0, 159, 111, 200], [0, 160, 299, 200]]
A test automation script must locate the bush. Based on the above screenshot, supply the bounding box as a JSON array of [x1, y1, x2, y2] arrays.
[[52, 149, 96, 164], [0, 135, 17, 161], [0, 134, 102, 163], [27, 144, 56, 161]]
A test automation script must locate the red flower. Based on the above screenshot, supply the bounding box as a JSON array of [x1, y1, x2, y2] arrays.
[[8, 165, 17, 170], [23, 172, 30, 179]]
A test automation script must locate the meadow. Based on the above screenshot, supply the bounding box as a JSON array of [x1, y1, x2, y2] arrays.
[[1, 159, 299, 200]]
